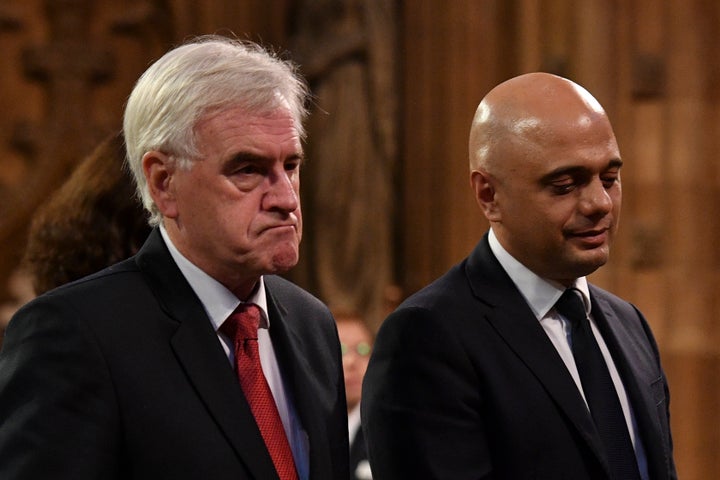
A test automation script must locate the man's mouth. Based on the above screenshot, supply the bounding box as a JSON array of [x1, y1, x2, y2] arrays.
[[568, 227, 609, 247]]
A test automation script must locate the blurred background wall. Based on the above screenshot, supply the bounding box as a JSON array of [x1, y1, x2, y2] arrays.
[[0, 0, 718, 477]]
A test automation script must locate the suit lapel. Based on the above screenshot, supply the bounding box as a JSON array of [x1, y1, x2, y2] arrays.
[[135, 229, 279, 480], [591, 292, 670, 480], [265, 284, 333, 479], [465, 235, 610, 473]]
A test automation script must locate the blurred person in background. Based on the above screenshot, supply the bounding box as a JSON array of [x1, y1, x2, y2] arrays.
[[1, 131, 149, 343], [23, 131, 151, 295], [336, 311, 374, 480]]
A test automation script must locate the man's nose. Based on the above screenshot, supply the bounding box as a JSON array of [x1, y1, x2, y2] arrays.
[[580, 178, 613, 215], [264, 171, 299, 212]]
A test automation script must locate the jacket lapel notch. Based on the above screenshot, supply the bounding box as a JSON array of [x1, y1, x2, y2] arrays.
[[138, 230, 280, 479], [467, 235, 613, 474]]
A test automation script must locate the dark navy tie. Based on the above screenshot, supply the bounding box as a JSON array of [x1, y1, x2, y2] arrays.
[[555, 289, 641, 480]]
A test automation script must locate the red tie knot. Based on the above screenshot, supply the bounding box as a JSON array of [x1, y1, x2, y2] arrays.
[[221, 303, 262, 342]]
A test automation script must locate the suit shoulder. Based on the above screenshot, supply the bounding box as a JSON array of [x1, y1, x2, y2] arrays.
[[264, 275, 330, 314], [13, 257, 147, 324], [588, 283, 641, 316], [398, 260, 470, 312], [588, 283, 661, 347], [3, 259, 145, 356], [588, 283, 624, 302], [41, 256, 140, 296]]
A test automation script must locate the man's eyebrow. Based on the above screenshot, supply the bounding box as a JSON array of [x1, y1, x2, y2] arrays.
[[220, 152, 261, 174], [290, 152, 305, 164], [540, 158, 623, 183], [222, 151, 305, 172], [228, 152, 268, 164], [607, 158, 623, 169]]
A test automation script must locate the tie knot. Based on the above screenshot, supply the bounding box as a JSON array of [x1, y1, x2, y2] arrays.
[[221, 303, 262, 341], [555, 288, 587, 325]]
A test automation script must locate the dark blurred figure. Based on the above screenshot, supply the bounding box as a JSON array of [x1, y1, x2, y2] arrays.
[[336, 311, 374, 480], [23, 132, 151, 294]]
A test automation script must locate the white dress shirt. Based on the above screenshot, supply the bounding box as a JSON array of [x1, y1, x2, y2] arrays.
[[160, 226, 310, 479], [347, 404, 362, 447], [488, 229, 648, 479]]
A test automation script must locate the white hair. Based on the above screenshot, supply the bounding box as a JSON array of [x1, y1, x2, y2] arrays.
[[123, 35, 309, 226]]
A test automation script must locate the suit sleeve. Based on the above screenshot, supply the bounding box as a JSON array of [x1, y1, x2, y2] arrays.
[[361, 306, 494, 479], [634, 304, 678, 480], [0, 297, 121, 479]]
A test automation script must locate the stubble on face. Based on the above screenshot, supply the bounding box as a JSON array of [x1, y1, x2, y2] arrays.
[[164, 106, 304, 298], [476, 74, 622, 285], [262, 222, 302, 274]]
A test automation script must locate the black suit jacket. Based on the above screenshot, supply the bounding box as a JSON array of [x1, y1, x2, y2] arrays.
[[0, 229, 349, 479], [362, 234, 676, 479]]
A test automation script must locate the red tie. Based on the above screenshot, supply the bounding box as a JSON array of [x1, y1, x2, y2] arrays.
[[221, 303, 299, 480]]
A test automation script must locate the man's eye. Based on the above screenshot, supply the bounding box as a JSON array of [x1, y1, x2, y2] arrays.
[[551, 182, 575, 195], [601, 176, 619, 188], [237, 165, 260, 175], [285, 161, 300, 172]]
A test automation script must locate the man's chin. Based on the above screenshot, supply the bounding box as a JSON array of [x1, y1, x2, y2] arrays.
[[268, 249, 299, 274], [572, 251, 609, 277]]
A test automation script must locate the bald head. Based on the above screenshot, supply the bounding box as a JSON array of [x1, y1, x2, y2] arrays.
[[468, 72, 622, 284], [469, 73, 610, 173]]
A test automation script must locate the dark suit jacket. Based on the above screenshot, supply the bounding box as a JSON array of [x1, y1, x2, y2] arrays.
[[362, 234, 676, 480], [0, 229, 349, 479]]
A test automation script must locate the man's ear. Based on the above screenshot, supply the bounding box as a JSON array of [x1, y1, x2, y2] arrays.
[[470, 169, 501, 222], [143, 151, 179, 219]]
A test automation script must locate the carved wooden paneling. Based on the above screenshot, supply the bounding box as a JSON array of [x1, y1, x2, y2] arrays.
[[662, 1, 720, 477], [400, 0, 506, 295], [609, 0, 669, 347], [283, 0, 399, 330], [0, 0, 121, 315]]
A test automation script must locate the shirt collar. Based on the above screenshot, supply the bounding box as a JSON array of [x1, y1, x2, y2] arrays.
[[159, 224, 270, 331], [488, 228, 590, 320]]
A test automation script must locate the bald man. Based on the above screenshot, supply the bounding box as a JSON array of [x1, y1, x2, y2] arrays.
[[362, 73, 676, 480]]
